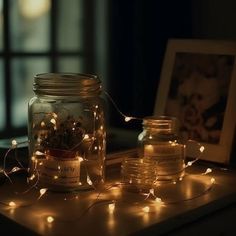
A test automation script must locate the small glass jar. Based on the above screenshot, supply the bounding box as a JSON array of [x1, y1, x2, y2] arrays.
[[138, 116, 185, 182], [121, 157, 157, 193], [28, 73, 106, 191]]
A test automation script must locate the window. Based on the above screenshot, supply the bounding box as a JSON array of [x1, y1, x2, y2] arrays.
[[0, 0, 96, 138]]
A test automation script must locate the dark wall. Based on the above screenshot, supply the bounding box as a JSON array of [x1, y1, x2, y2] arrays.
[[107, 1, 192, 129]]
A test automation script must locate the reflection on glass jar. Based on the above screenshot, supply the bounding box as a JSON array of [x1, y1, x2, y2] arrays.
[[28, 73, 106, 191], [138, 116, 185, 183]]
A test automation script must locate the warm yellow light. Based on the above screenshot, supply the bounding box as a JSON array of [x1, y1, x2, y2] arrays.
[[11, 140, 17, 147], [29, 174, 36, 180], [211, 178, 215, 184], [200, 146, 205, 153], [124, 117, 132, 122], [155, 197, 162, 203], [35, 151, 44, 156], [11, 167, 21, 173], [54, 176, 58, 180], [52, 113, 57, 118], [149, 188, 154, 195], [142, 206, 150, 213], [40, 121, 46, 127], [108, 203, 115, 213], [50, 118, 56, 125], [40, 188, 48, 196], [47, 216, 54, 223], [84, 134, 89, 140], [87, 176, 93, 185], [9, 201, 16, 207]]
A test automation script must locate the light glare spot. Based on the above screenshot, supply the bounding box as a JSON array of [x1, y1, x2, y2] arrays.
[[47, 216, 54, 223]]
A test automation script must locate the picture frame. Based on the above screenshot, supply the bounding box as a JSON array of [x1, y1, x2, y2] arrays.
[[154, 39, 236, 164]]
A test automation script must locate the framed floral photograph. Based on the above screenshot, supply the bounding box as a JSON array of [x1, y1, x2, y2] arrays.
[[154, 39, 236, 164]]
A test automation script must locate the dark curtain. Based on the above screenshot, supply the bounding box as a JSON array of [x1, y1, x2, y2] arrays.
[[107, 0, 192, 129]]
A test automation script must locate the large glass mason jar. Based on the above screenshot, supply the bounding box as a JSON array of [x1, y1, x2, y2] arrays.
[[28, 73, 106, 191], [138, 116, 185, 183]]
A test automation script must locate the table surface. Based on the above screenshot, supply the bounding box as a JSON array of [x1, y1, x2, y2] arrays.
[[0, 150, 236, 236]]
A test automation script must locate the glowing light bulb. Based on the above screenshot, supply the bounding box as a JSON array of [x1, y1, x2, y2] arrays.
[[78, 157, 83, 162], [47, 216, 54, 223], [187, 161, 193, 167], [9, 201, 16, 207], [40, 121, 46, 127], [142, 206, 150, 213], [52, 113, 57, 118], [206, 168, 212, 174], [11, 140, 17, 147], [211, 178, 215, 184], [200, 146, 205, 153], [40, 188, 48, 196], [149, 188, 154, 195], [50, 118, 56, 125], [54, 175, 58, 180], [29, 174, 36, 180], [124, 117, 132, 122], [155, 197, 162, 203], [108, 203, 115, 213], [11, 167, 21, 173], [35, 151, 44, 156], [84, 134, 89, 140], [87, 176, 93, 185]]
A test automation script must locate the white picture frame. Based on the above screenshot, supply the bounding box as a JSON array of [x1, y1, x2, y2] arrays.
[[154, 39, 236, 164]]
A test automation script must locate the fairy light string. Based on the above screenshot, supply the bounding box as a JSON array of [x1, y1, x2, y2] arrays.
[[0, 91, 227, 224], [103, 90, 142, 122], [0, 136, 220, 223]]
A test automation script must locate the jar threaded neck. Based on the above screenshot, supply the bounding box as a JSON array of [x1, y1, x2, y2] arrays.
[[143, 116, 177, 133], [33, 73, 101, 97]]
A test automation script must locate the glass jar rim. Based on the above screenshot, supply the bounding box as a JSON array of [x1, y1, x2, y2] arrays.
[[143, 116, 178, 132], [33, 72, 102, 97]]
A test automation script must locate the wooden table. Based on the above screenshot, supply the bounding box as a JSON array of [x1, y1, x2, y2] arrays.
[[0, 150, 236, 236]]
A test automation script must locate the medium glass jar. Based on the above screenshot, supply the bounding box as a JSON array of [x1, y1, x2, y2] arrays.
[[138, 116, 185, 182], [28, 73, 106, 191]]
